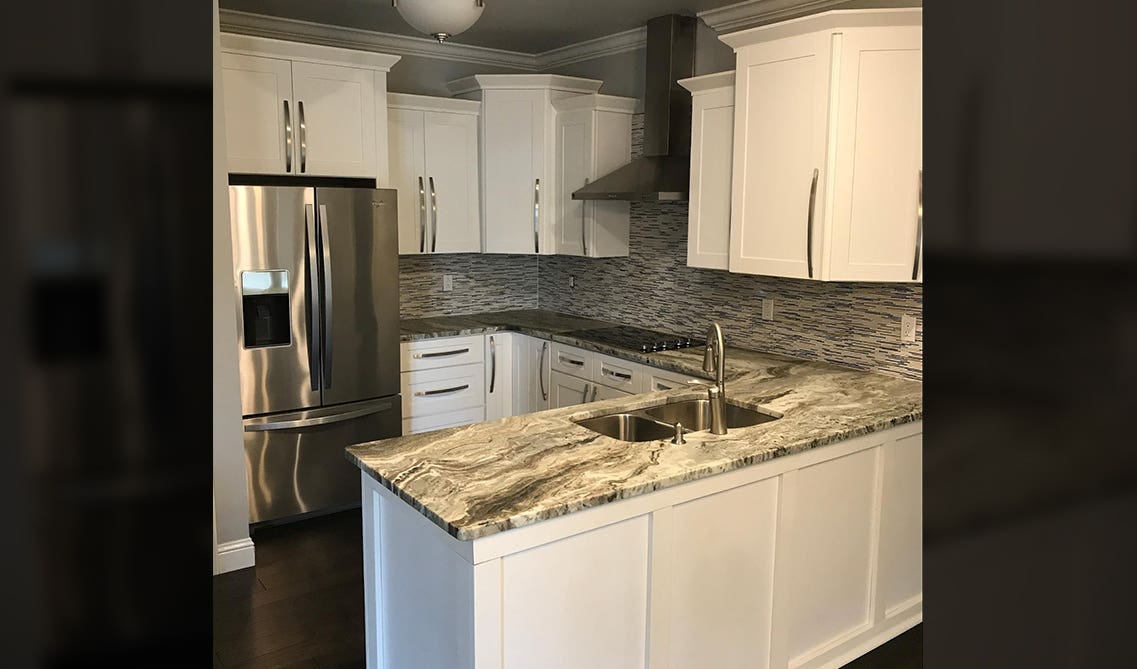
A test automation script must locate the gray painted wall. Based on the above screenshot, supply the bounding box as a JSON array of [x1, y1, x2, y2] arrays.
[[386, 54, 531, 97], [213, 2, 253, 555]]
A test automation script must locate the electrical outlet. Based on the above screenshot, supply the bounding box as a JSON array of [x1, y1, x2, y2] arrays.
[[442, 274, 454, 292], [901, 314, 917, 342], [569, 275, 575, 288], [762, 298, 774, 320]]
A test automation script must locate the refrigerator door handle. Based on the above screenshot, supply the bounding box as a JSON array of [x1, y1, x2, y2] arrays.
[[318, 203, 334, 390], [304, 203, 321, 391], [244, 400, 394, 432]]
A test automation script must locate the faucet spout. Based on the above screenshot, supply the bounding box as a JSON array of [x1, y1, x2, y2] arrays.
[[703, 322, 726, 396]]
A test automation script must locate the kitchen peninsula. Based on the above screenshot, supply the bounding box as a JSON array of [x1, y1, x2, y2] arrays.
[[347, 310, 922, 669]]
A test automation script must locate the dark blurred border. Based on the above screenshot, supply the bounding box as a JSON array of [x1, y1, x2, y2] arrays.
[[925, 0, 1137, 666], [0, 1, 213, 667]]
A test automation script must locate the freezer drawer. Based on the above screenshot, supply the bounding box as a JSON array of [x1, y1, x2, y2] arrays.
[[243, 396, 400, 524]]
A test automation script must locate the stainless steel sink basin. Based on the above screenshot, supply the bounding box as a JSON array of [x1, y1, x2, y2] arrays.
[[574, 413, 677, 442], [641, 399, 778, 431], [574, 399, 779, 442]]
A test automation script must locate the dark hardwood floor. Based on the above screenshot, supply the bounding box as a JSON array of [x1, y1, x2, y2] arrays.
[[213, 508, 921, 668]]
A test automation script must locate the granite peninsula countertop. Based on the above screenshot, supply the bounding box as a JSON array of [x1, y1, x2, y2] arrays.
[[349, 310, 923, 541]]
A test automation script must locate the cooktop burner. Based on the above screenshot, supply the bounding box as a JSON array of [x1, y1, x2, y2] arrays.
[[575, 325, 700, 353]]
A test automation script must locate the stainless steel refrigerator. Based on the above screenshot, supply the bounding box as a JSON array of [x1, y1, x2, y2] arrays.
[[229, 185, 401, 525]]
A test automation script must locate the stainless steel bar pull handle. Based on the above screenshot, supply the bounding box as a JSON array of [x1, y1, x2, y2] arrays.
[[591, 385, 598, 402], [806, 168, 818, 279], [539, 342, 548, 401], [655, 382, 673, 391], [319, 203, 333, 389], [245, 402, 393, 432], [415, 384, 469, 397], [604, 369, 632, 380], [413, 348, 469, 359], [581, 177, 589, 256], [488, 336, 496, 393], [562, 357, 584, 366], [533, 178, 541, 253], [912, 168, 923, 280], [429, 176, 438, 253], [582, 383, 591, 404], [298, 100, 307, 173], [283, 100, 293, 173], [304, 203, 321, 391], [418, 176, 426, 253]]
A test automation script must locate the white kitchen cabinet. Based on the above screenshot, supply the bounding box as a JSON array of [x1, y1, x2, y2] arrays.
[[447, 75, 603, 255], [592, 384, 633, 402], [400, 336, 486, 435], [644, 367, 707, 394], [548, 341, 595, 379], [678, 71, 735, 270], [219, 35, 398, 178], [552, 94, 637, 258], [484, 333, 513, 420], [721, 9, 922, 282], [594, 353, 643, 394], [550, 370, 593, 409], [388, 94, 481, 254], [513, 335, 551, 415]]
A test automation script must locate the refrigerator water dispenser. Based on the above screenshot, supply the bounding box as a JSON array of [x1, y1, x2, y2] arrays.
[[241, 270, 290, 348]]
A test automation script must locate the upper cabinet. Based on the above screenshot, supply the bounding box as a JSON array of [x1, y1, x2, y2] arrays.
[[387, 94, 481, 254], [678, 72, 736, 271], [552, 94, 638, 258], [447, 75, 604, 255], [721, 9, 922, 282], [219, 34, 399, 179]]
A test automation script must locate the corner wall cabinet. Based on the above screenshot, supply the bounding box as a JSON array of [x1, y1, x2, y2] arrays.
[[219, 34, 399, 179], [552, 94, 638, 258], [678, 71, 736, 271], [721, 9, 922, 282], [387, 94, 481, 254], [446, 75, 604, 255]]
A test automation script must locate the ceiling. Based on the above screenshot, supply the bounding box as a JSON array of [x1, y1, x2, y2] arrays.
[[218, 0, 743, 53]]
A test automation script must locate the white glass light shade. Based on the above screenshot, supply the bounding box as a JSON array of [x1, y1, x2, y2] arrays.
[[395, 0, 485, 43]]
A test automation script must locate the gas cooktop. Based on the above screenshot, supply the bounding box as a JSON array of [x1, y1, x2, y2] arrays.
[[572, 325, 701, 354]]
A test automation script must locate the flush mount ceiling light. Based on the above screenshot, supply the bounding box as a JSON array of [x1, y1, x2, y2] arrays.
[[391, 0, 486, 43]]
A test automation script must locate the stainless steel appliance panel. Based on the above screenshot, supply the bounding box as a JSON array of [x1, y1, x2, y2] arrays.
[[230, 185, 321, 416], [314, 187, 400, 407], [242, 396, 400, 523]]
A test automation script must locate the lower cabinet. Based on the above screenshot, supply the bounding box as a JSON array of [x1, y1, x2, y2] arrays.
[[512, 335, 551, 415], [550, 369, 592, 409], [362, 421, 923, 669], [400, 335, 486, 435], [484, 333, 513, 420]]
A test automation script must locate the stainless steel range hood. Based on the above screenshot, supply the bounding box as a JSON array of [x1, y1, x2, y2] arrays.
[[572, 14, 696, 202]]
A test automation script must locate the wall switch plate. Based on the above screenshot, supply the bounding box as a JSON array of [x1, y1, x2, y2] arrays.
[[901, 314, 917, 342], [762, 298, 774, 320], [569, 275, 575, 288], [442, 275, 454, 292]]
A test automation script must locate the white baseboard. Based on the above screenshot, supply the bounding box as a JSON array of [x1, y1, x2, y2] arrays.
[[215, 537, 256, 574]]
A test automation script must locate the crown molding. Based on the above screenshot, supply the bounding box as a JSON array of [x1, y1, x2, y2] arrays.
[[677, 71, 735, 94], [698, 0, 855, 33], [219, 9, 539, 71], [719, 8, 922, 49], [219, 9, 650, 74], [535, 26, 646, 70], [446, 74, 603, 97]]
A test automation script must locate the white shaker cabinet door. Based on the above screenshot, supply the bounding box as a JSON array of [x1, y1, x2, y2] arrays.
[[424, 111, 481, 253], [550, 370, 591, 409], [729, 31, 832, 280], [221, 53, 294, 175], [555, 107, 591, 256], [687, 81, 735, 270], [481, 89, 549, 255], [388, 108, 427, 254], [826, 26, 923, 282], [290, 61, 376, 178], [484, 333, 513, 420]]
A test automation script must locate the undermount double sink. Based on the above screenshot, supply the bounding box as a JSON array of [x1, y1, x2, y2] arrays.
[[575, 398, 779, 442]]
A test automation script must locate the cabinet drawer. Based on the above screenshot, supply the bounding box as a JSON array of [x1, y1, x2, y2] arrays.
[[402, 406, 485, 435], [549, 342, 595, 379], [643, 367, 708, 393], [593, 384, 633, 402], [401, 363, 485, 418], [595, 353, 643, 393], [401, 335, 485, 372]]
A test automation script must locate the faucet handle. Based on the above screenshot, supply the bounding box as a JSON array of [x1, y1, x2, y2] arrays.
[[672, 422, 686, 445]]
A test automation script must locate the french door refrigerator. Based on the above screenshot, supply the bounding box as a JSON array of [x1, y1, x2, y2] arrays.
[[229, 185, 401, 524]]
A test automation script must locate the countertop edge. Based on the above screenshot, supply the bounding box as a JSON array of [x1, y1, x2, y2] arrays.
[[347, 409, 923, 542]]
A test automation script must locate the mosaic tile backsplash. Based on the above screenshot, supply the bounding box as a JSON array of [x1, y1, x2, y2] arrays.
[[400, 114, 922, 379], [398, 254, 538, 319]]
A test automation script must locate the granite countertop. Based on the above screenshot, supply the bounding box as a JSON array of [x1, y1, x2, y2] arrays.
[[349, 310, 923, 541]]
